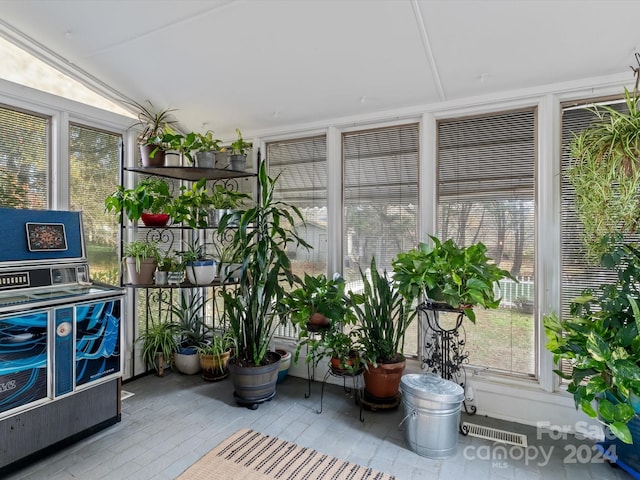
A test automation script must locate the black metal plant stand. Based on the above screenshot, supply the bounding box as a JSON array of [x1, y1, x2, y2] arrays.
[[417, 300, 476, 435], [316, 365, 365, 422]]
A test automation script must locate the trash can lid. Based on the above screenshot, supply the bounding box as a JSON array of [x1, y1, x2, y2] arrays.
[[401, 373, 465, 403]]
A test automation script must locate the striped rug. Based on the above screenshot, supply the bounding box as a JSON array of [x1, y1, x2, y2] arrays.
[[178, 428, 396, 480]]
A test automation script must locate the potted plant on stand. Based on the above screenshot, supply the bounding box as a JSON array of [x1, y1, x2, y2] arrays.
[[221, 160, 310, 409], [128, 100, 177, 167], [391, 235, 514, 323], [105, 177, 174, 227], [167, 291, 210, 375], [227, 128, 251, 171], [171, 178, 214, 229], [156, 250, 184, 286], [208, 184, 250, 228], [180, 241, 217, 286], [188, 131, 222, 168], [349, 257, 418, 404], [123, 240, 160, 285]]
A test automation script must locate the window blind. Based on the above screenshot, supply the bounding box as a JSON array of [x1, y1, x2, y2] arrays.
[[342, 123, 419, 278], [0, 104, 48, 209], [437, 109, 536, 376]]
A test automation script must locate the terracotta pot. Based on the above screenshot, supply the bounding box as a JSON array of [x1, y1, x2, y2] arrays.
[[308, 312, 330, 329], [141, 213, 170, 227], [363, 357, 406, 399], [329, 354, 360, 373]]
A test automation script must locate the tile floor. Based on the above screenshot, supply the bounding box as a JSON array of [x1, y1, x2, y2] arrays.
[[3, 372, 633, 480]]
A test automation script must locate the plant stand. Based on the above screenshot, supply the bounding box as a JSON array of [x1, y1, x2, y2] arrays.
[[417, 300, 476, 433], [317, 365, 365, 422]]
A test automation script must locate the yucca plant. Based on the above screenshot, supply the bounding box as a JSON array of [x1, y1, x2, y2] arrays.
[[349, 257, 417, 366]]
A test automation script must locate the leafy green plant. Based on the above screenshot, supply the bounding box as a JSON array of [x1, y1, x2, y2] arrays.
[[391, 235, 513, 322], [544, 239, 640, 444], [209, 184, 250, 210], [123, 241, 159, 273], [170, 178, 214, 228], [127, 100, 177, 146], [229, 128, 251, 156], [350, 257, 417, 366], [136, 320, 179, 372], [196, 331, 234, 374], [157, 250, 182, 272], [166, 292, 211, 348], [568, 88, 640, 261], [221, 160, 310, 366], [284, 273, 353, 327], [105, 177, 173, 223]]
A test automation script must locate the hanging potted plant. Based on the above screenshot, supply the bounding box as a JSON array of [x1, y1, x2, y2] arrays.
[[567, 87, 640, 261], [227, 128, 251, 171], [127, 100, 177, 167], [123, 240, 160, 285], [105, 177, 174, 227], [221, 160, 310, 408]]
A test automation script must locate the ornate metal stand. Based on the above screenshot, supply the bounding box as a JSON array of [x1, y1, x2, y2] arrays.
[[418, 300, 476, 435], [317, 365, 365, 422]]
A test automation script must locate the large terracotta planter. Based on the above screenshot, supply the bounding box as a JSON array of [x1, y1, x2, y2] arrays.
[[228, 351, 281, 409], [363, 357, 406, 399]]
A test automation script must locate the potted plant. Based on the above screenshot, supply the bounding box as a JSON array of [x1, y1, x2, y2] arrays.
[[197, 330, 234, 381], [285, 273, 350, 330], [228, 128, 251, 171], [567, 87, 640, 261], [323, 327, 362, 374], [349, 257, 418, 400], [544, 239, 640, 447], [208, 184, 250, 228], [190, 131, 222, 168], [127, 100, 177, 167], [179, 240, 217, 286], [212, 240, 244, 284], [123, 240, 160, 285], [391, 235, 514, 323], [136, 319, 179, 376], [170, 178, 215, 228], [156, 250, 183, 285], [167, 292, 210, 375], [221, 160, 310, 408], [105, 177, 174, 226]]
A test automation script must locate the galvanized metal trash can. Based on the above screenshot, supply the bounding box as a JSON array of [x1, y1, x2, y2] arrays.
[[400, 373, 465, 459]]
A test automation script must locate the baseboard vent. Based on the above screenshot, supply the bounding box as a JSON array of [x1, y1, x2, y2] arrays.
[[462, 422, 528, 447]]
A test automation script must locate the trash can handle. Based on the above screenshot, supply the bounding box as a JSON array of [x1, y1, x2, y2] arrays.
[[398, 410, 418, 430]]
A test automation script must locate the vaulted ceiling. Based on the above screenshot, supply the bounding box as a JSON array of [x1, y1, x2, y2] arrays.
[[0, 0, 638, 139]]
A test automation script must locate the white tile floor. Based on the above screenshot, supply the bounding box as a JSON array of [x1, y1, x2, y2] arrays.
[[3, 371, 633, 480]]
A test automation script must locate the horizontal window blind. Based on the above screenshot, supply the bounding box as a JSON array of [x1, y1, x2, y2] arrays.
[[0, 104, 48, 209], [342, 124, 419, 276], [560, 101, 631, 316], [437, 109, 536, 376]]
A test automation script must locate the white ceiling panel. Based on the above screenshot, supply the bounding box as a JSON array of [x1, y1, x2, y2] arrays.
[[0, 0, 638, 139]]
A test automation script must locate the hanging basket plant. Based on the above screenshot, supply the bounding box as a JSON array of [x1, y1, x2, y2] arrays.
[[568, 86, 640, 262]]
